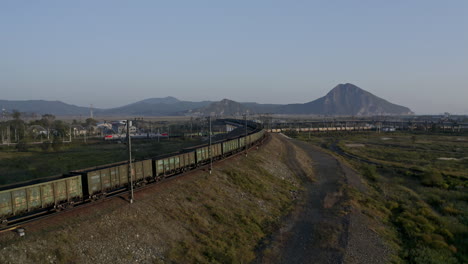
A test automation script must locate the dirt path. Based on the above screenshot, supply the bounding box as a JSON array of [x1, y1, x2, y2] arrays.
[[257, 134, 390, 264]]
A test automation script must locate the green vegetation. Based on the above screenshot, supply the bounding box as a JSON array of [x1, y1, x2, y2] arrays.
[[169, 162, 294, 263], [168, 156, 298, 263], [0, 138, 202, 185], [294, 131, 468, 263]]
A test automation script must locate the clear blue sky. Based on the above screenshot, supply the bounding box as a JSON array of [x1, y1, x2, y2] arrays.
[[1, 1, 467, 114]]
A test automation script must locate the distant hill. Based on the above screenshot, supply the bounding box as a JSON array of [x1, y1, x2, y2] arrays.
[[137, 96, 181, 105], [1, 84, 413, 117], [279, 83, 413, 116], [0, 100, 92, 116], [97, 98, 212, 116], [187, 99, 251, 116]]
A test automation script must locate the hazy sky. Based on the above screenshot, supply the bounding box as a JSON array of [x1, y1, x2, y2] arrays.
[[1, 1, 467, 114]]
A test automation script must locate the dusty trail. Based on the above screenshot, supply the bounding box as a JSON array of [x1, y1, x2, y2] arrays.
[[258, 134, 390, 264]]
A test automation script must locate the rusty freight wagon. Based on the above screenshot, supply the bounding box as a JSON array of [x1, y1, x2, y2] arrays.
[[222, 138, 240, 156], [153, 151, 196, 179], [195, 142, 222, 163], [0, 175, 83, 225], [71, 159, 152, 200]]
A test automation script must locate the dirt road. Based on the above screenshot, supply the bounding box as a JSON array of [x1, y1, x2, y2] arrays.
[[257, 134, 390, 264]]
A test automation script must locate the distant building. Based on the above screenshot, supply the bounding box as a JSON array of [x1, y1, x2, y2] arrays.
[[382, 127, 396, 132], [71, 125, 87, 136]]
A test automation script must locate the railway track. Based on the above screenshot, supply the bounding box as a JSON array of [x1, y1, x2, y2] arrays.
[[328, 141, 380, 166], [328, 141, 466, 182]]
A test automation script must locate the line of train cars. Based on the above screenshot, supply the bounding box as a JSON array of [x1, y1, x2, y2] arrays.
[[268, 126, 372, 133], [0, 121, 265, 227]]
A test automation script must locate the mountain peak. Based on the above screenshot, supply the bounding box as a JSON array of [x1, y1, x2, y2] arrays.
[[188, 99, 250, 116], [279, 83, 413, 116], [328, 83, 363, 95], [138, 96, 180, 105], [220, 98, 236, 104], [321, 83, 412, 115]]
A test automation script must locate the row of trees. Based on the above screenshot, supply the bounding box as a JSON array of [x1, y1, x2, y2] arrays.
[[1, 111, 97, 145]]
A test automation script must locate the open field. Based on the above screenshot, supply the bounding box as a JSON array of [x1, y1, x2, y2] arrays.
[[0, 138, 203, 185], [292, 131, 468, 264]]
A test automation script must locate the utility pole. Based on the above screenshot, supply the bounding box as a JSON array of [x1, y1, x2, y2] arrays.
[[190, 117, 193, 139], [244, 114, 248, 156], [127, 120, 134, 204], [209, 116, 212, 174], [7, 125, 10, 144]]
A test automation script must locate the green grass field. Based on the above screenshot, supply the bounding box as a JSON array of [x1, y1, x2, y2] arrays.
[[292, 131, 468, 264], [0, 138, 203, 185]]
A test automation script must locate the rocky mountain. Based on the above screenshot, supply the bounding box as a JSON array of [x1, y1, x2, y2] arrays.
[[187, 99, 251, 116], [280, 83, 413, 116]]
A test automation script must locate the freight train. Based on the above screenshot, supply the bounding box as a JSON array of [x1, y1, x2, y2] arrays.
[[0, 120, 265, 228], [268, 126, 372, 133]]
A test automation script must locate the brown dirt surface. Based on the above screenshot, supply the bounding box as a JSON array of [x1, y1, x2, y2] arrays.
[[255, 135, 392, 264]]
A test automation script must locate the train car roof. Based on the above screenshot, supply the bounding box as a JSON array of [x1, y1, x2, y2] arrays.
[[70, 160, 131, 173], [0, 174, 78, 192]]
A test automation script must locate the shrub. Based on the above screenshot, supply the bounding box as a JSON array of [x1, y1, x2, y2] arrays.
[[40, 141, 51, 152], [284, 129, 298, 138], [52, 137, 63, 152], [410, 246, 458, 264], [362, 164, 379, 182], [16, 140, 29, 152], [420, 169, 445, 188]]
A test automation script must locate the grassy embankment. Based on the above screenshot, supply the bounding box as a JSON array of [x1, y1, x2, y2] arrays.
[[290, 131, 468, 264], [0, 135, 304, 264], [0, 138, 202, 185]]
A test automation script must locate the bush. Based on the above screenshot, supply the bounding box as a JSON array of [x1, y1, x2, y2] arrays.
[[16, 140, 29, 152], [40, 141, 51, 152], [420, 169, 446, 188], [362, 164, 379, 182], [284, 129, 298, 138], [52, 138, 63, 152], [409, 245, 458, 264]]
